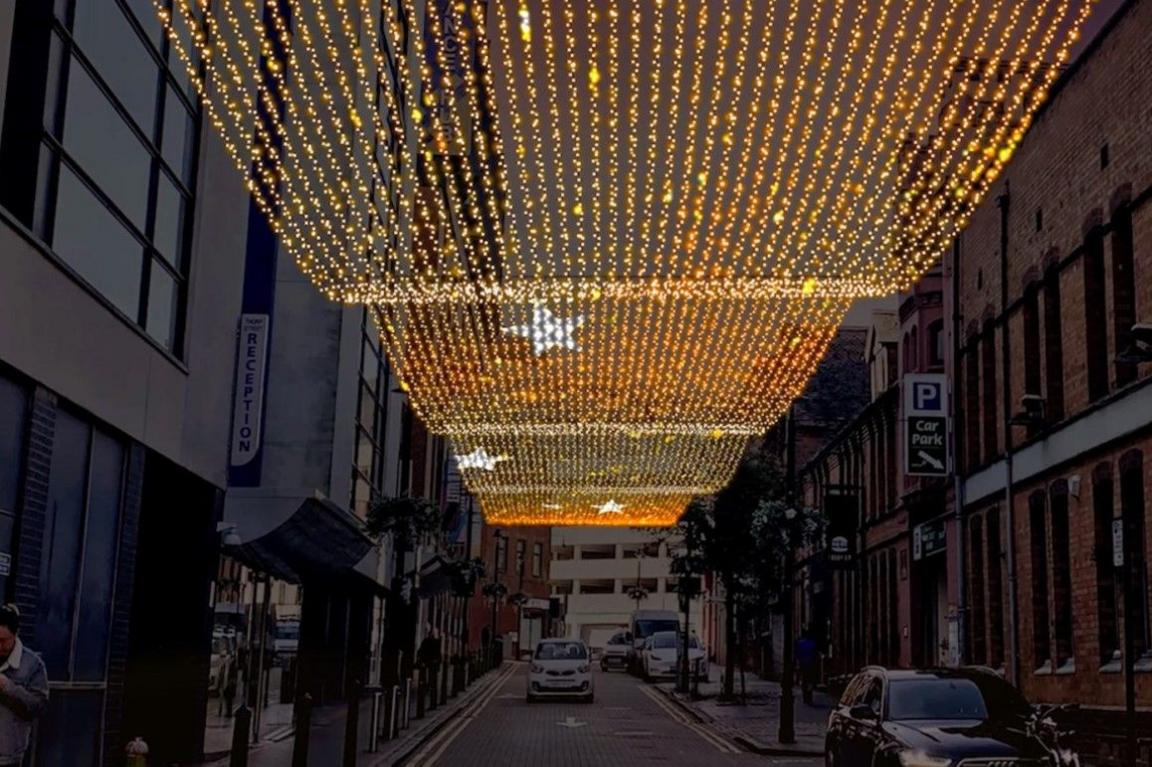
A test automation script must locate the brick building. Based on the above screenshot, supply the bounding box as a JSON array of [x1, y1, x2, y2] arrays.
[[950, 0, 1152, 755], [796, 271, 952, 681], [467, 523, 553, 659]]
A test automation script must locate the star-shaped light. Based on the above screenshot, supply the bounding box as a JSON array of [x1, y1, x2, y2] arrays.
[[504, 302, 585, 356], [594, 500, 626, 516], [456, 447, 508, 472]]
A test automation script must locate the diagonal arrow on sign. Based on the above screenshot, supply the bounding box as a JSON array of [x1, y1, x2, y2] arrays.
[[556, 716, 588, 729]]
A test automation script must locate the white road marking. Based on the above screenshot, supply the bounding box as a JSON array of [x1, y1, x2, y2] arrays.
[[556, 716, 588, 729], [638, 685, 742, 754]]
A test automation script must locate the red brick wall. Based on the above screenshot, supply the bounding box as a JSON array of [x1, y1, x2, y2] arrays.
[[954, 0, 1152, 722]]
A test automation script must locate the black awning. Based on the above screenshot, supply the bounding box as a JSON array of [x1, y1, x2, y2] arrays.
[[227, 495, 379, 591]]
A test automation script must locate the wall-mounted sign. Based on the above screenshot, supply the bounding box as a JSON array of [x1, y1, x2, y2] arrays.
[[904, 374, 949, 477], [913, 519, 947, 561], [824, 487, 859, 569], [230, 314, 270, 468]]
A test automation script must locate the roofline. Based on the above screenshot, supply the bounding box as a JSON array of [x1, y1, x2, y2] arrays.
[[1032, 0, 1140, 125]]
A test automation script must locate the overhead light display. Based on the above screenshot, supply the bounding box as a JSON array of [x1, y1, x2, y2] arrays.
[[159, 0, 1093, 526]]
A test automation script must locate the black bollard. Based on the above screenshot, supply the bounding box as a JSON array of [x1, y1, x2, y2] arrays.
[[292, 693, 313, 767], [415, 668, 426, 719], [230, 706, 252, 767], [343, 678, 361, 767]]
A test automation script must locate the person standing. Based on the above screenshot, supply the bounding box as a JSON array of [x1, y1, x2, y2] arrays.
[[0, 604, 48, 767], [795, 627, 819, 706]]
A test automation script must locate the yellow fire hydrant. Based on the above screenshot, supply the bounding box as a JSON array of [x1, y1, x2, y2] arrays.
[[126, 736, 149, 767]]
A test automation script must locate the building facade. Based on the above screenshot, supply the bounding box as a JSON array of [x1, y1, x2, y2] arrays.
[[548, 527, 704, 652], [950, 0, 1152, 753], [780, 2, 1152, 759], [0, 0, 248, 762]]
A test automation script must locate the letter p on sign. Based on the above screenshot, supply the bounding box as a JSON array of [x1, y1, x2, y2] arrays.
[[914, 382, 942, 413]]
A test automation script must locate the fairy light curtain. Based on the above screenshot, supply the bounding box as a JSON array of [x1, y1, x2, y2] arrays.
[[159, 0, 1093, 525]]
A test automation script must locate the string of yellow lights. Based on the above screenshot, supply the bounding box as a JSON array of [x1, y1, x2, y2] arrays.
[[158, 0, 1095, 526]]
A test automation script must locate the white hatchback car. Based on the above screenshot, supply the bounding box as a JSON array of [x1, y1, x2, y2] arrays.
[[527, 639, 594, 703]]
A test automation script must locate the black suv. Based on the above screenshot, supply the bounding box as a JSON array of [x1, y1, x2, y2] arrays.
[[826, 667, 1072, 767]]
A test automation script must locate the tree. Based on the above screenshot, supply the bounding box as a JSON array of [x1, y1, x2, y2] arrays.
[[367, 495, 443, 685], [710, 455, 783, 700], [749, 498, 825, 743]]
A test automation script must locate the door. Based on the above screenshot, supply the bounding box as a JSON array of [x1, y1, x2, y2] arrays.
[[849, 677, 884, 767]]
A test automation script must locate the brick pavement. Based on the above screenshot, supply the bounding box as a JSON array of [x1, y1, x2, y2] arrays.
[[655, 674, 831, 756], [408, 665, 782, 767]]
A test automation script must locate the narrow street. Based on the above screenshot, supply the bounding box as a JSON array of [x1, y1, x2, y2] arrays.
[[402, 666, 820, 767]]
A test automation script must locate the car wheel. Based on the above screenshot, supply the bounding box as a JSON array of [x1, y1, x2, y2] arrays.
[[526, 693, 535, 704]]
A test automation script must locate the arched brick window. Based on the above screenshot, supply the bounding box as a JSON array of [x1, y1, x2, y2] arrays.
[[1111, 204, 1136, 388], [1084, 226, 1110, 402], [986, 506, 1004, 668], [968, 514, 987, 664], [1119, 450, 1149, 658], [1028, 490, 1052, 670], [982, 321, 998, 463], [1049, 480, 1074, 668], [1092, 463, 1120, 666], [1043, 263, 1065, 422]]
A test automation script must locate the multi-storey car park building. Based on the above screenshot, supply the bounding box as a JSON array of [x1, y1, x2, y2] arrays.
[[549, 526, 704, 652]]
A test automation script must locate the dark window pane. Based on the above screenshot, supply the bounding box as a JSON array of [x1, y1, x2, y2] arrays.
[[162, 86, 195, 185], [71, 0, 160, 134], [0, 377, 28, 513], [39, 409, 90, 679], [74, 431, 123, 681], [362, 339, 380, 394], [63, 60, 152, 229], [35, 688, 104, 767], [52, 163, 145, 319], [122, 0, 165, 47], [153, 172, 186, 269], [146, 260, 179, 350]]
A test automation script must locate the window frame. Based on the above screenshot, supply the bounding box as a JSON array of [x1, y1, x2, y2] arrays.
[[16, 0, 200, 356]]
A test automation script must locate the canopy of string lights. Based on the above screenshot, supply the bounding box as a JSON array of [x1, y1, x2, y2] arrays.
[[160, 0, 1093, 525]]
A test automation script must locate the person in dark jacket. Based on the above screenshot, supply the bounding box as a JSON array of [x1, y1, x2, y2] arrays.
[[795, 627, 819, 705], [0, 604, 48, 767]]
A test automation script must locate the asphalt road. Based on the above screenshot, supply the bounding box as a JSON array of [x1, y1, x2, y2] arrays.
[[401, 664, 822, 767]]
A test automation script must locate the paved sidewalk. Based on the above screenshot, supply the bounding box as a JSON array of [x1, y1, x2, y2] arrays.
[[197, 664, 517, 767], [655, 673, 832, 756]]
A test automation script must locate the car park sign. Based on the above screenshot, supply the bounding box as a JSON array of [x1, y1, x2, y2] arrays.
[[904, 374, 949, 477]]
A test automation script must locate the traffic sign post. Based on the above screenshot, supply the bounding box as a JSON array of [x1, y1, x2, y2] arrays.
[[904, 374, 950, 477]]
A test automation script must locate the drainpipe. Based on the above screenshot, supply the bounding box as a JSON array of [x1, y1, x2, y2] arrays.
[[951, 237, 966, 666], [998, 184, 1021, 688]]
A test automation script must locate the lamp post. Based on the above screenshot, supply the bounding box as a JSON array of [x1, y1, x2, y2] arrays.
[[489, 529, 505, 666], [779, 403, 798, 745]]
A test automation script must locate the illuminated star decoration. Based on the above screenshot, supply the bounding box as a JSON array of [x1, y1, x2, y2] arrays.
[[504, 303, 585, 356], [594, 499, 625, 516], [456, 447, 508, 472]]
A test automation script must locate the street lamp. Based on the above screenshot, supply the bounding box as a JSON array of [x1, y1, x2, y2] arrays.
[[488, 529, 505, 666], [779, 401, 799, 745]]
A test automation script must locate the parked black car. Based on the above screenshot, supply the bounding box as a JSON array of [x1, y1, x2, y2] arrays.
[[826, 667, 1078, 767]]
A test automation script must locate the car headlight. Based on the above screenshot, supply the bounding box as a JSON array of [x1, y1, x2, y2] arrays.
[[577, 664, 589, 673], [531, 663, 544, 673], [897, 750, 951, 767]]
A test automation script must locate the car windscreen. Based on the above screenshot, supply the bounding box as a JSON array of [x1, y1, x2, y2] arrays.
[[651, 632, 678, 649], [887, 678, 989, 721], [535, 642, 588, 660], [607, 632, 628, 645], [635, 619, 679, 638]]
